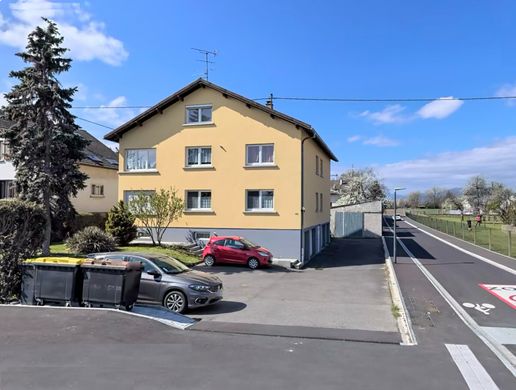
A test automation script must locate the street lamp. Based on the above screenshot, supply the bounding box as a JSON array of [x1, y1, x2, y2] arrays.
[[393, 187, 406, 263]]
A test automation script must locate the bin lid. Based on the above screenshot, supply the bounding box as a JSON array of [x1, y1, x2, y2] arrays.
[[81, 259, 143, 271], [24, 257, 84, 265]]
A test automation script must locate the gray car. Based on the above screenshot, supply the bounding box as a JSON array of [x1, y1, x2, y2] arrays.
[[88, 252, 223, 313]]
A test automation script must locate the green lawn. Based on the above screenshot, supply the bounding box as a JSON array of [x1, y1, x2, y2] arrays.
[[407, 213, 515, 259], [48, 243, 201, 266]]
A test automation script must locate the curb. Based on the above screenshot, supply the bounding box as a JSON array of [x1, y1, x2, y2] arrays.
[[381, 236, 417, 346], [0, 303, 197, 330]]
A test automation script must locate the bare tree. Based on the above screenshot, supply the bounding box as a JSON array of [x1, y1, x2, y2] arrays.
[[129, 188, 184, 246], [424, 187, 446, 209], [406, 191, 422, 208]]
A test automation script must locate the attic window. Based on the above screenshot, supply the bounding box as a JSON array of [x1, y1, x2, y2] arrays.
[[185, 105, 212, 124]]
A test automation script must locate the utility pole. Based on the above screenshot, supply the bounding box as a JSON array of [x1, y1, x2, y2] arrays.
[[191, 48, 217, 80]]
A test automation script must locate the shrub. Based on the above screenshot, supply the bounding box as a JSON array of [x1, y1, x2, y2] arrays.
[[0, 199, 45, 302], [105, 201, 137, 245], [66, 226, 117, 255]]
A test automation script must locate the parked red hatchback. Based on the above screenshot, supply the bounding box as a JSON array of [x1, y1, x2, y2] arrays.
[[202, 236, 273, 269]]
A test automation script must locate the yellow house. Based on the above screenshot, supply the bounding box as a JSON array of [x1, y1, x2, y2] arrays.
[[105, 79, 338, 264], [0, 121, 118, 214]]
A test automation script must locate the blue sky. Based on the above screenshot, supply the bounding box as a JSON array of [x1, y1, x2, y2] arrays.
[[1, 0, 515, 191]]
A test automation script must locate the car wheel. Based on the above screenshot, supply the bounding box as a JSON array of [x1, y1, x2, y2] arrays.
[[247, 257, 260, 270], [204, 255, 215, 267], [163, 290, 187, 313]]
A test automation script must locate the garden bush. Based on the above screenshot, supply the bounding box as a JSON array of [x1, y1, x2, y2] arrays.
[[105, 201, 137, 245], [0, 199, 45, 302], [66, 226, 117, 255]]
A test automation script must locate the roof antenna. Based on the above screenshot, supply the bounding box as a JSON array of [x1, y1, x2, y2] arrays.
[[191, 48, 217, 80]]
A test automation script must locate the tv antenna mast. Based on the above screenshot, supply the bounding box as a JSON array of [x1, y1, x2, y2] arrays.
[[192, 48, 217, 80]]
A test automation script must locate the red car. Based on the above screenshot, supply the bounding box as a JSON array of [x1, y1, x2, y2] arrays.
[[202, 236, 273, 269]]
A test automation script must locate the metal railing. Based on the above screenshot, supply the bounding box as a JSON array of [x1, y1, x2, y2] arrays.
[[407, 212, 515, 259]]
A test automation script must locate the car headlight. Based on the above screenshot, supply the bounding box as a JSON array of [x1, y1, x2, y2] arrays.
[[189, 284, 210, 292], [257, 251, 269, 257]]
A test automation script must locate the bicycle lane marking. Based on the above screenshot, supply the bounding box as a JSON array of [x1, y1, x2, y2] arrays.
[[385, 223, 516, 377]]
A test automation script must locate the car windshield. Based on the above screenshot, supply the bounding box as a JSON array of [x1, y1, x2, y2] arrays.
[[149, 255, 190, 274], [240, 238, 258, 248]]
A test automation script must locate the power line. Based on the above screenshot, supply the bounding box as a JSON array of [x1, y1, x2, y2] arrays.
[[69, 94, 516, 109], [75, 116, 114, 130]]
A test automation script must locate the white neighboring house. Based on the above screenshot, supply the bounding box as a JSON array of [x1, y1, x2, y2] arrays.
[[0, 118, 119, 213]]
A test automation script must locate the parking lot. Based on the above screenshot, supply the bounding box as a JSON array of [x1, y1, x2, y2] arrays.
[[188, 238, 398, 335]]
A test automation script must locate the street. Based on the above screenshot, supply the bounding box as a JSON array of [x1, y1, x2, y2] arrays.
[[385, 216, 516, 389]]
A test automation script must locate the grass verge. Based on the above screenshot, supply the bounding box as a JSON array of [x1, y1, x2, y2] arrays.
[[48, 243, 201, 266]]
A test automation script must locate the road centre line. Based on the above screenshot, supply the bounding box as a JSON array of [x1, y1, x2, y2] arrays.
[[404, 220, 516, 277], [445, 344, 499, 390], [385, 223, 516, 377]]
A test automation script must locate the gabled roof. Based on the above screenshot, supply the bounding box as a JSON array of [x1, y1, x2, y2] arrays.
[[104, 78, 338, 161], [0, 118, 118, 170]]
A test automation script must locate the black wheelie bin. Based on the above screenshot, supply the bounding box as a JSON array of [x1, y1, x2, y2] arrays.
[[80, 259, 142, 311], [21, 257, 83, 306]]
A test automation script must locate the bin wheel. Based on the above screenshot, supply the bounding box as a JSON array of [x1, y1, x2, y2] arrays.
[[115, 305, 121, 310], [35, 299, 44, 306], [125, 304, 134, 312], [65, 301, 72, 308], [84, 302, 91, 308]]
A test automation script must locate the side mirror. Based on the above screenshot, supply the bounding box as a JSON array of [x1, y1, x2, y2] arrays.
[[147, 270, 161, 277]]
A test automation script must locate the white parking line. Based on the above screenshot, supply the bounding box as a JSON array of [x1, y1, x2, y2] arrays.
[[446, 344, 499, 390], [404, 219, 516, 276], [385, 223, 516, 377]]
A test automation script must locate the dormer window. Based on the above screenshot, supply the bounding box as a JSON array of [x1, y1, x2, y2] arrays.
[[185, 105, 212, 124]]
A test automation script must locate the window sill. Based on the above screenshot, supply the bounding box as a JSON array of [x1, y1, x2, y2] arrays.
[[182, 122, 215, 127], [119, 170, 159, 175], [183, 165, 215, 170], [183, 209, 215, 214], [243, 164, 278, 169], [90, 195, 105, 198], [243, 210, 278, 215]]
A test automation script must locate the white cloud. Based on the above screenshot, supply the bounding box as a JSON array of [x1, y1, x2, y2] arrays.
[[359, 97, 464, 125], [495, 83, 516, 106], [416, 96, 463, 119], [0, 92, 6, 108], [362, 135, 399, 147], [359, 104, 409, 124], [374, 137, 516, 190], [347, 135, 361, 143], [82, 96, 138, 128], [0, 0, 128, 66]]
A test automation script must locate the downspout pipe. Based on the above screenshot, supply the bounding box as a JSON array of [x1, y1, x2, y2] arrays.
[[298, 131, 317, 268]]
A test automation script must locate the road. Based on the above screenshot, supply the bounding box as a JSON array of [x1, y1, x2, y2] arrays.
[[385, 216, 516, 389]]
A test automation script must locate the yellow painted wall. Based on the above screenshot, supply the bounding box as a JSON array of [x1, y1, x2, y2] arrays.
[[118, 87, 306, 229], [72, 164, 118, 213], [302, 132, 331, 228]]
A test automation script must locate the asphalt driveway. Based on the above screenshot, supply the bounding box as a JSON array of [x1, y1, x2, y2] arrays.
[[190, 238, 398, 335]]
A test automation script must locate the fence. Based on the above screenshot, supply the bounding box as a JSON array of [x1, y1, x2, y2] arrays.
[[406, 212, 515, 259]]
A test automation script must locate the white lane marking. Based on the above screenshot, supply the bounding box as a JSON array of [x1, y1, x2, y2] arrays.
[[381, 236, 418, 346], [446, 344, 499, 390], [404, 219, 516, 276], [462, 303, 495, 315], [385, 223, 516, 376], [480, 327, 516, 345]]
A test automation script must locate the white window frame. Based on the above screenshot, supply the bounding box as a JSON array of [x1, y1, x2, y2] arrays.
[[185, 104, 213, 125], [185, 190, 212, 211], [125, 148, 157, 172], [245, 144, 275, 166], [246, 189, 275, 211], [185, 146, 212, 167], [91, 184, 104, 197]]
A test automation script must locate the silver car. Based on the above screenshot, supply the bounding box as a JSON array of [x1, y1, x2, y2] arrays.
[[88, 252, 223, 313]]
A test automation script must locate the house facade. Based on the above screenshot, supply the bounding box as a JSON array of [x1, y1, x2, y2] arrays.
[[0, 119, 118, 214], [105, 79, 337, 263]]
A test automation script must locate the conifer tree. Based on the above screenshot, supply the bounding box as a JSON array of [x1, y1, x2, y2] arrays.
[[3, 19, 88, 255]]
